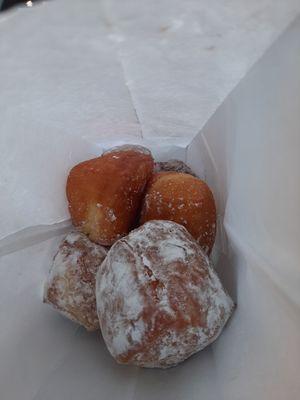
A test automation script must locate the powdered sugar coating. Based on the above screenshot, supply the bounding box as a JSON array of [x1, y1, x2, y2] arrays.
[[44, 231, 107, 331], [96, 220, 234, 368]]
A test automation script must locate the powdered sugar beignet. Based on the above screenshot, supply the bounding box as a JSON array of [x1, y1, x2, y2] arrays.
[[44, 231, 107, 331], [96, 220, 233, 368]]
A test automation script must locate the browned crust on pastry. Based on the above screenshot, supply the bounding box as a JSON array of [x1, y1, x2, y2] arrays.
[[140, 172, 216, 254], [66, 145, 154, 245]]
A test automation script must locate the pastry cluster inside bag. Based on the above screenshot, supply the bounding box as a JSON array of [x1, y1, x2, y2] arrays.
[[44, 145, 234, 368]]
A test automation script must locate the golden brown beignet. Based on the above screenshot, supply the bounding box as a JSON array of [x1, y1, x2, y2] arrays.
[[66, 145, 154, 245], [140, 172, 216, 254]]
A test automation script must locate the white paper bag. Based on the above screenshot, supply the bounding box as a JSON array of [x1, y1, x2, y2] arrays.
[[1, 2, 300, 400]]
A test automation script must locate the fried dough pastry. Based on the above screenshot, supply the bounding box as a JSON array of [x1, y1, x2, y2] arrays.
[[140, 172, 216, 254], [66, 145, 154, 245], [44, 231, 107, 331], [96, 221, 233, 368], [154, 159, 197, 177]]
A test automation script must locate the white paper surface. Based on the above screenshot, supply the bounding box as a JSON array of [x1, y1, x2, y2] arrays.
[[0, 0, 142, 241], [1, 0, 300, 242], [103, 0, 300, 139], [187, 17, 300, 399], [1, 2, 300, 400]]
